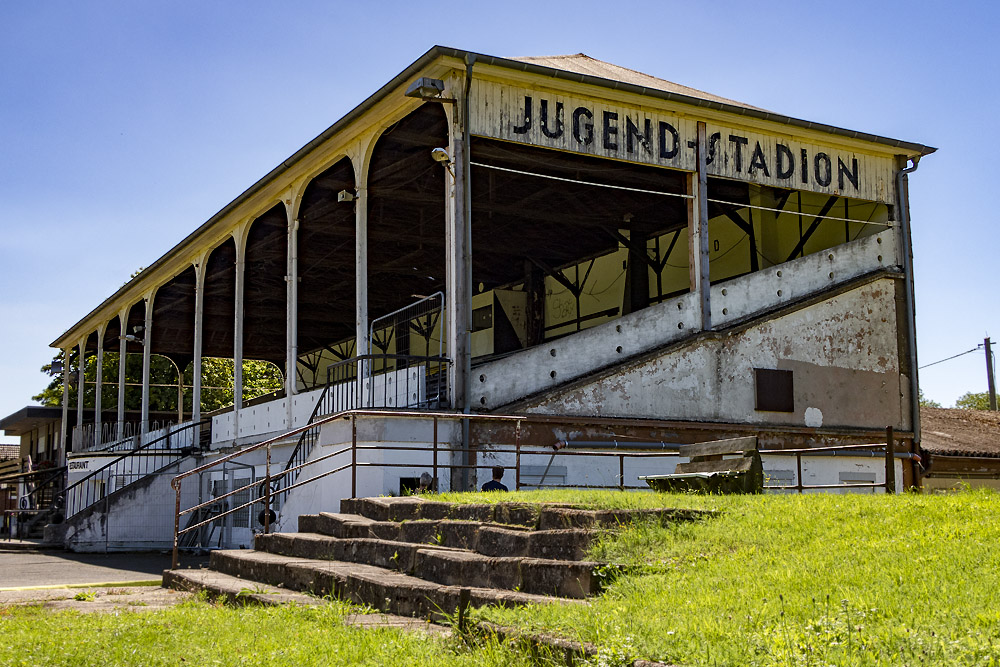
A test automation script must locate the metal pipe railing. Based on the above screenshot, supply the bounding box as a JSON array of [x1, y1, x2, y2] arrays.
[[170, 414, 910, 568]]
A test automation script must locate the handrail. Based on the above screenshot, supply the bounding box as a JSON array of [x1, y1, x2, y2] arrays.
[[170, 412, 908, 568], [61, 418, 210, 519]]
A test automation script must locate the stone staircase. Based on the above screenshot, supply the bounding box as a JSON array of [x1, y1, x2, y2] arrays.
[[164, 496, 706, 620]]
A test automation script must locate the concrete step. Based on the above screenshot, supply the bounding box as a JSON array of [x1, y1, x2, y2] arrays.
[[163, 568, 322, 607], [207, 549, 583, 619], [338, 497, 712, 531], [339, 497, 543, 527], [255, 531, 465, 572], [475, 525, 596, 561], [162, 568, 451, 635], [413, 549, 599, 599], [299, 512, 534, 553]]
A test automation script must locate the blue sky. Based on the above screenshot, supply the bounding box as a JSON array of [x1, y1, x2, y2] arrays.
[[1, 1, 997, 441]]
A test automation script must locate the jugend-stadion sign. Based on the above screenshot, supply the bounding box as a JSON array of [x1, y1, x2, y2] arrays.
[[471, 81, 895, 203]]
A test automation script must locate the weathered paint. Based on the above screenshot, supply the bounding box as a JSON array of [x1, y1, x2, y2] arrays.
[[470, 80, 897, 203], [475, 232, 896, 411], [523, 277, 905, 431]]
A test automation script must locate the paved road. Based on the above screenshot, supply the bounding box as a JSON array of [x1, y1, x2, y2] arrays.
[[0, 548, 208, 589]]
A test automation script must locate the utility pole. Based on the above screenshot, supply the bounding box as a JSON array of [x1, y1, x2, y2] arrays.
[[986, 337, 998, 411]]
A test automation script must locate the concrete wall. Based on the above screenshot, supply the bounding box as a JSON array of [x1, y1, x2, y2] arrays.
[[274, 416, 462, 531], [475, 232, 896, 414], [523, 277, 907, 431]]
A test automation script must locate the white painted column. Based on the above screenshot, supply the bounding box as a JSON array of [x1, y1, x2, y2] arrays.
[[445, 89, 470, 412], [116, 309, 128, 440], [140, 292, 155, 438], [192, 259, 206, 425], [355, 183, 369, 357], [76, 338, 86, 431], [94, 325, 105, 445], [285, 207, 299, 404], [60, 347, 70, 456], [233, 224, 249, 439], [688, 121, 711, 331]]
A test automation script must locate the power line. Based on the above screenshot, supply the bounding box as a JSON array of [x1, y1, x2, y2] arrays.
[[919, 345, 983, 370]]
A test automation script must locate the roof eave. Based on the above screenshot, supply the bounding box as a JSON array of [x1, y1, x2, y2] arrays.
[[50, 45, 935, 348]]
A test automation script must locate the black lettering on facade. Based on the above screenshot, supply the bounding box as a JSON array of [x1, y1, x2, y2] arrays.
[[603, 111, 619, 150], [837, 157, 859, 190], [626, 116, 651, 154], [749, 141, 770, 177], [814, 152, 832, 187], [659, 121, 679, 159], [706, 132, 721, 166], [513, 96, 532, 134], [800, 148, 809, 184], [776, 144, 794, 179], [539, 99, 564, 139], [573, 107, 594, 145], [729, 135, 749, 172]]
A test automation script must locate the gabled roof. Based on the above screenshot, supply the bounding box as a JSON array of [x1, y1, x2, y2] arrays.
[[512, 53, 765, 112], [921, 407, 1000, 458], [50, 45, 937, 350]]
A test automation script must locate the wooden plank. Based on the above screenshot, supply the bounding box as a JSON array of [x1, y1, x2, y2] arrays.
[[679, 436, 758, 459], [675, 457, 755, 475]]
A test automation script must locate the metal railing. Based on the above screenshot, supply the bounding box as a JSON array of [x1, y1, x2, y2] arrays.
[[73, 419, 182, 453], [369, 292, 445, 360], [61, 419, 209, 520], [761, 427, 903, 494], [325, 354, 450, 411], [270, 383, 335, 513], [170, 412, 910, 568]]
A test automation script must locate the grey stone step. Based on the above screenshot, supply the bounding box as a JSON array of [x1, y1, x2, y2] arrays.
[[339, 497, 543, 526], [475, 525, 595, 561], [413, 549, 599, 599], [163, 568, 322, 607], [255, 531, 464, 572], [163, 568, 450, 634], [338, 497, 712, 530], [207, 549, 582, 619], [300, 512, 534, 553]]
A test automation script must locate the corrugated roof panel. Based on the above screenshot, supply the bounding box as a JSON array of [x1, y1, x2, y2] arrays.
[[511, 53, 766, 111]]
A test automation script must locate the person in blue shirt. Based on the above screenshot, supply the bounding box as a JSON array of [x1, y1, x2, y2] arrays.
[[481, 466, 509, 492]]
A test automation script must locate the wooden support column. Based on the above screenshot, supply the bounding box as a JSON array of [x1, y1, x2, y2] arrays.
[[76, 338, 86, 432], [116, 308, 129, 441], [689, 121, 711, 331], [140, 292, 155, 438], [60, 347, 70, 456], [284, 193, 300, 410], [94, 324, 105, 445], [192, 258, 206, 425], [233, 223, 249, 439], [446, 81, 471, 413], [524, 259, 545, 347]]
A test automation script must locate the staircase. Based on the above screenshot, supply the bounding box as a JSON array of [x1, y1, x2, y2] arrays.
[[164, 496, 707, 618]]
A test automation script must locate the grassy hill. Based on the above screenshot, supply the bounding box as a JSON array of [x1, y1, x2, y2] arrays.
[[2, 489, 997, 666]]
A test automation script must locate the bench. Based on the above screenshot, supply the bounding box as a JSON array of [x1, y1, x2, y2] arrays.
[[639, 436, 763, 494]]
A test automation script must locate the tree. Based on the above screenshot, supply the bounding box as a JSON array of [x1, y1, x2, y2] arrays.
[[918, 388, 942, 408], [955, 391, 995, 411], [34, 351, 283, 414]]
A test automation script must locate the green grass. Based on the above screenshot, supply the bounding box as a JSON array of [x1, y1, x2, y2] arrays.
[[0, 596, 533, 667], [461, 489, 1000, 666], [4, 490, 998, 666]]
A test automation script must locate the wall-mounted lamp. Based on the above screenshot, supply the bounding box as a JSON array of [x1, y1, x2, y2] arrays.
[[431, 147, 454, 176], [404, 77, 456, 104], [124, 334, 143, 344], [337, 189, 356, 203], [48, 360, 64, 376]]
